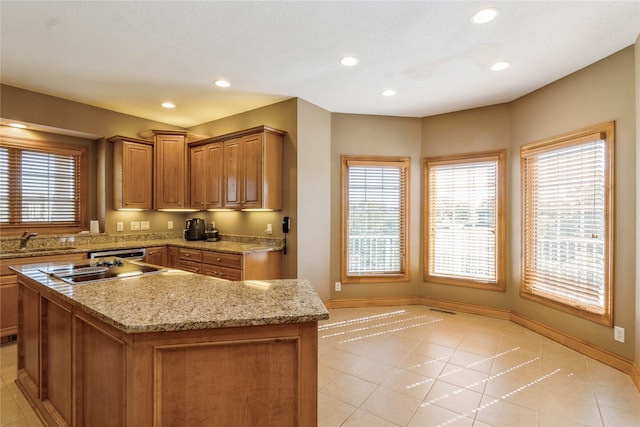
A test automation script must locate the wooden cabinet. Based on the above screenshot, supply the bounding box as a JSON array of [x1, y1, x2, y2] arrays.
[[189, 145, 206, 210], [16, 271, 320, 427], [224, 130, 283, 210], [201, 251, 243, 281], [191, 126, 285, 210], [109, 136, 154, 210], [190, 142, 223, 210], [1, 253, 86, 340], [154, 130, 188, 210], [173, 247, 282, 280], [178, 248, 202, 273], [145, 246, 167, 266], [1, 276, 18, 339], [223, 137, 243, 209], [167, 246, 180, 269]]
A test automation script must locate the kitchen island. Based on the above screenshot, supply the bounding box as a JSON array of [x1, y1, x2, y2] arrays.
[[11, 262, 329, 427]]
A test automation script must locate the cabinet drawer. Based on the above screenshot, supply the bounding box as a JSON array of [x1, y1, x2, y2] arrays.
[[201, 264, 242, 281], [201, 251, 242, 269], [179, 259, 201, 274], [179, 248, 202, 262]]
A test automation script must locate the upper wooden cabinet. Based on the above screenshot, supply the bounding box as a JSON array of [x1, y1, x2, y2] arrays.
[[192, 126, 285, 211], [109, 136, 154, 210], [190, 141, 223, 210], [153, 130, 188, 210]]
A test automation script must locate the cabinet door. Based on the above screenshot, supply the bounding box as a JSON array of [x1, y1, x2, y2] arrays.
[[242, 133, 264, 208], [19, 280, 40, 394], [167, 246, 180, 269], [0, 276, 18, 338], [42, 297, 73, 425], [146, 246, 167, 267], [155, 133, 187, 209], [205, 142, 224, 209], [122, 141, 153, 209], [223, 138, 243, 208], [190, 145, 206, 210]]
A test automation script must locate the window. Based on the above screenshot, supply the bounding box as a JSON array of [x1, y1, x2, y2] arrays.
[[424, 150, 506, 290], [520, 122, 614, 325], [0, 136, 88, 234], [341, 156, 410, 283]]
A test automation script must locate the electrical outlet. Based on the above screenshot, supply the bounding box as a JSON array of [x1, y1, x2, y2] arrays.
[[614, 326, 625, 343], [116, 222, 123, 232], [266, 223, 272, 234], [168, 221, 173, 230], [140, 221, 150, 230], [130, 221, 140, 231], [335, 281, 341, 291]]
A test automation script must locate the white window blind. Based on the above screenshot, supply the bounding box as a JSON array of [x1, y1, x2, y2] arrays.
[[425, 151, 504, 289], [343, 158, 408, 280], [521, 126, 612, 323], [0, 144, 82, 226]]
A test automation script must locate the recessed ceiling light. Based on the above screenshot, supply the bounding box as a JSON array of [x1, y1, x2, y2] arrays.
[[161, 102, 175, 109], [472, 8, 498, 24], [490, 61, 510, 71], [8, 123, 27, 129], [381, 90, 396, 97], [340, 56, 358, 67], [214, 79, 231, 88]]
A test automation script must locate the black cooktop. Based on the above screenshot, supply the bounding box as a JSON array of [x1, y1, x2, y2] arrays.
[[40, 259, 165, 285]]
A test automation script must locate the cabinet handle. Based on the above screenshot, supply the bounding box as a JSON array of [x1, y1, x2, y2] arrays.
[[216, 257, 221, 262]]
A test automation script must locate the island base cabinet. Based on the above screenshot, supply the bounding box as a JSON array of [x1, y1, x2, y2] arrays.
[[75, 317, 126, 427], [17, 280, 73, 427], [17, 275, 319, 427]]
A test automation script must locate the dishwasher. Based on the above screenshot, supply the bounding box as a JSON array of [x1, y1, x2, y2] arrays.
[[87, 247, 147, 260]]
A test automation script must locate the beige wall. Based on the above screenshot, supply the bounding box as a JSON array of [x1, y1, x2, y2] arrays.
[[187, 99, 299, 279], [330, 113, 423, 300], [635, 35, 640, 368], [296, 100, 332, 300], [510, 46, 636, 359], [421, 104, 512, 311]]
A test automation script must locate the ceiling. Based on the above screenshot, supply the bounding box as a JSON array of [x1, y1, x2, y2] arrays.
[[1, 1, 639, 129]]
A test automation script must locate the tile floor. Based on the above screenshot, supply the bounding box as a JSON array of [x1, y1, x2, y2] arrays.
[[318, 306, 640, 427], [1, 305, 639, 426]]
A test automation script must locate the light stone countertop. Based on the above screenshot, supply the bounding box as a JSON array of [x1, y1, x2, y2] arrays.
[[1, 238, 281, 259], [10, 262, 329, 334]]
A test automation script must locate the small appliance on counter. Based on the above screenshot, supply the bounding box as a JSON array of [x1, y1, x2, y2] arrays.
[[205, 221, 220, 242], [184, 218, 206, 240]]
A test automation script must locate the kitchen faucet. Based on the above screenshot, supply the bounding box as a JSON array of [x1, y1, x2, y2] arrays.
[[20, 231, 38, 250]]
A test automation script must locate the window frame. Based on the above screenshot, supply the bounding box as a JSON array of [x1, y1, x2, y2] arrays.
[[423, 150, 506, 291], [0, 135, 88, 235], [519, 121, 614, 326], [340, 155, 410, 284]]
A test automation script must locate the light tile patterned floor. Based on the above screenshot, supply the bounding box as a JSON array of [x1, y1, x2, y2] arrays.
[[1, 305, 639, 426], [318, 306, 640, 427]]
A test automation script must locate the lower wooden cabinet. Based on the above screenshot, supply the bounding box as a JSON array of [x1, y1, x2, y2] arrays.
[[145, 246, 167, 267], [177, 247, 282, 280], [16, 274, 319, 427], [1, 253, 85, 340], [167, 246, 180, 269]]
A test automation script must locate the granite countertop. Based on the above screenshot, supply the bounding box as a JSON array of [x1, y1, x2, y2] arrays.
[[10, 262, 329, 334], [0, 238, 281, 260]]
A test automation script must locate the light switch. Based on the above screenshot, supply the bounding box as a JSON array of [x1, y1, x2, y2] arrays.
[[130, 221, 140, 231], [141, 221, 150, 230]]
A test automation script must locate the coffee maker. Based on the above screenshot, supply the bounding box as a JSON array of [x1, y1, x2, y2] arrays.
[[184, 218, 206, 240]]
